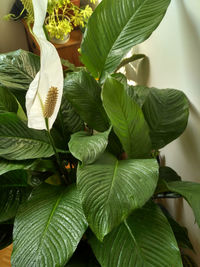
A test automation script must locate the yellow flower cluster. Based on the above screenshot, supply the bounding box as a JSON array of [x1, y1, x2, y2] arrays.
[[46, 0, 94, 40]]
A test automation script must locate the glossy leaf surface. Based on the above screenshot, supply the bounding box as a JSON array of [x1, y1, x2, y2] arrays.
[[77, 153, 158, 240], [0, 170, 30, 222], [102, 77, 151, 158], [167, 181, 200, 228], [0, 49, 40, 90], [59, 95, 84, 138], [162, 207, 194, 250], [12, 184, 88, 267], [81, 0, 171, 80], [127, 86, 189, 149], [0, 113, 54, 160], [142, 88, 189, 149], [0, 86, 18, 113], [64, 70, 109, 132], [0, 158, 55, 176], [69, 129, 110, 165], [90, 202, 182, 267]]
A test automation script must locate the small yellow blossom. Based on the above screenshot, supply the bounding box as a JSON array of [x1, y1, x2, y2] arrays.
[[81, 5, 93, 19], [71, 10, 84, 27]]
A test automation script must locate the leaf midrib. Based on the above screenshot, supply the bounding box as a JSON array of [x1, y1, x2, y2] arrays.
[[124, 219, 148, 265], [35, 191, 64, 261], [101, 0, 149, 77], [104, 159, 119, 209], [112, 94, 133, 157]]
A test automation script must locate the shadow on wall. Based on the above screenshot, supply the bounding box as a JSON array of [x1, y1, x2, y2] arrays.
[[177, 0, 200, 52], [173, 0, 200, 179], [176, 0, 200, 105], [179, 101, 200, 172], [125, 56, 150, 86]]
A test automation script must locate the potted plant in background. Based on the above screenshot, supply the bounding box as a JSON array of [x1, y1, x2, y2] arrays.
[[5, 0, 94, 43], [0, 0, 199, 266], [4, 0, 95, 65]]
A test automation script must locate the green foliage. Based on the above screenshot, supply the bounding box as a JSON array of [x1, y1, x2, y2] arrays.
[[0, 86, 18, 113], [77, 153, 158, 240], [0, 50, 40, 91], [166, 181, 200, 228], [12, 184, 88, 267], [127, 86, 189, 149], [0, 170, 31, 222], [57, 86, 85, 143], [90, 202, 182, 267], [81, 0, 171, 80], [0, 113, 54, 160], [161, 206, 194, 251], [0, 0, 198, 266], [69, 128, 111, 165], [102, 77, 151, 158], [64, 70, 109, 132], [20, 0, 34, 24], [0, 158, 55, 176]]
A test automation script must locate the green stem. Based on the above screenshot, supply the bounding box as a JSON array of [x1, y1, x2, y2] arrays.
[[45, 118, 68, 185]]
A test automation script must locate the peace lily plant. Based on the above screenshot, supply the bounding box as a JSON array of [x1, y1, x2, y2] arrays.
[[0, 0, 199, 266]]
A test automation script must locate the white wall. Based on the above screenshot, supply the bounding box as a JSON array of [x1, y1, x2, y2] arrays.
[[137, 0, 200, 263], [0, 0, 28, 52]]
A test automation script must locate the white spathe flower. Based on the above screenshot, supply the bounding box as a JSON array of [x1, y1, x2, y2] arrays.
[[26, 0, 63, 130]]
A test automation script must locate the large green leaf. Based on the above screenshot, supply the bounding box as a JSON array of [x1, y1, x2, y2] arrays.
[[155, 166, 182, 195], [90, 202, 182, 267], [69, 129, 110, 165], [166, 181, 200, 228], [0, 86, 18, 113], [12, 184, 88, 267], [81, 0, 171, 80], [126, 86, 189, 149], [126, 85, 150, 107], [0, 187, 29, 223], [159, 166, 182, 183], [0, 49, 40, 90], [160, 206, 194, 250], [0, 170, 28, 188], [107, 129, 123, 157], [102, 77, 151, 158], [141, 88, 189, 149], [59, 95, 84, 137], [77, 153, 158, 240], [64, 70, 109, 132], [0, 113, 54, 160], [0, 158, 55, 176], [0, 170, 30, 222]]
